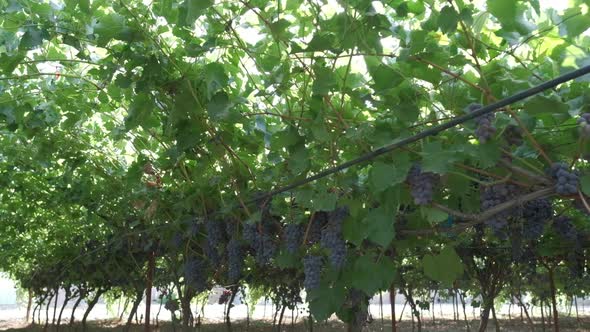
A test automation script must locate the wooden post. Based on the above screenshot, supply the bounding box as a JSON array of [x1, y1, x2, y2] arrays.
[[26, 289, 32, 323], [547, 265, 559, 332], [389, 285, 396, 332], [145, 251, 155, 332]]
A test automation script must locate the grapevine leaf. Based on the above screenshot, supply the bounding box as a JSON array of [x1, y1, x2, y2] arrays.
[[348, 255, 395, 295], [438, 6, 459, 34], [308, 282, 346, 321], [203, 63, 229, 99], [369, 162, 396, 192], [420, 142, 458, 174], [185, 0, 213, 25], [422, 247, 464, 287], [207, 92, 232, 122], [365, 206, 395, 248], [420, 206, 448, 224]]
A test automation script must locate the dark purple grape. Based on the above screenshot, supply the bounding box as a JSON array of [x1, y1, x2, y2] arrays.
[[255, 233, 277, 265], [503, 125, 524, 146], [480, 183, 521, 236], [320, 208, 348, 269], [552, 216, 577, 242], [227, 237, 243, 283], [184, 256, 207, 292], [466, 103, 496, 143], [406, 164, 439, 205], [307, 212, 328, 244], [522, 198, 552, 240], [303, 255, 323, 291], [548, 162, 579, 195], [284, 224, 303, 254], [243, 223, 258, 243]]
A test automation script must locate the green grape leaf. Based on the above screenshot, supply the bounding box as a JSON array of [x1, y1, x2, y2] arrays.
[[420, 142, 458, 174], [308, 281, 346, 321], [365, 206, 395, 248], [203, 63, 229, 99], [422, 247, 464, 287], [207, 92, 232, 122], [185, 0, 213, 25], [438, 6, 459, 34], [348, 255, 396, 295]]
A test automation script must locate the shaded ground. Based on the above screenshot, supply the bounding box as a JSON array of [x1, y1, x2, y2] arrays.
[[1, 317, 589, 331]]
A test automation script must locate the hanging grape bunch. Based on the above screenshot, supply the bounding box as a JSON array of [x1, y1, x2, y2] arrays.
[[503, 124, 524, 146], [406, 164, 439, 205], [466, 103, 496, 143], [522, 198, 553, 240], [552, 216, 578, 242], [283, 223, 303, 254], [226, 236, 243, 283], [184, 256, 208, 292], [578, 113, 590, 138], [204, 220, 225, 265], [307, 212, 328, 244], [320, 207, 348, 269], [480, 183, 521, 236], [548, 162, 579, 195], [169, 232, 184, 250], [303, 255, 323, 291], [249, 219, 277, 266]]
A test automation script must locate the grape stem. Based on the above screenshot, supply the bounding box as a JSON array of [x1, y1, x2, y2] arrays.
[[498, 158, 552, 185], [577, 190, 590, 214]]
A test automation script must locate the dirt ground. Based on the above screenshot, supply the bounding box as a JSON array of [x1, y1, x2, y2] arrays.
[[1, 317, 589, 332]]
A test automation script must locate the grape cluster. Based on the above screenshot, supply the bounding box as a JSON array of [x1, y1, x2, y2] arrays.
[[189, 221, 201, 237], [303, 255, 323, 291], [567, 249, 585, 278], [522, 198, 552, 240], [204, 219, 225, 265], [243, 223, 258, 243], [320, 208, 348, 269], [283, 224, 303, 254], [306, 212, 328, 244], [226, 237, 243, 283], [548, 162, 579, 195], [184, 256, 207, 292], [406, 164, 439, 205], [503, 125, 524, 146], [552, 216, 577, 242], [169, 232, 184, 250], [255, 233, 277, 265], [466, 103, 496, 143], [224, 219, 237, 238], [578, 113, 590, 138], [244, 220, 277, 266], [480, 183, 520, 236], [205, 219, 225, 244], [203, 241, 221, 266]]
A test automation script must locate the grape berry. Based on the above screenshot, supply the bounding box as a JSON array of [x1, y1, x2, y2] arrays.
[[406, 164, 439, 205], [548, 162, 579, 195], [466, 103, 496, 143], [303, 255, 323, 291]]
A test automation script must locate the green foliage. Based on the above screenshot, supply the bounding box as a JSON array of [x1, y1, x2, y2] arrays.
[[0, 0, 589, 326]]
